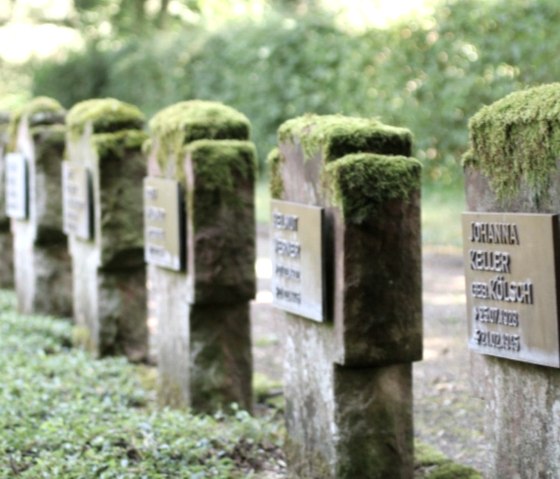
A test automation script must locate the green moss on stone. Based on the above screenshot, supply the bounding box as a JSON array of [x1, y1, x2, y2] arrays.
[[158, 373, 188, 409], [8, 96, 65, 151], [284, 436, 334, 479], [253, 372, 282, 404], [267, 147, 285, 199], [93, 129, 149, 161], [415, 442, 449, 467], [461, 148, 477, 168], [72, 325, 95, 353], [415, 442, 482, 479], [16, 96, 64, 124], [187, 139, 255, 197], [31, 123, 66, 140], [468, 83, 560, 200], [31, 124, 66, 164], [142, 138, 152, 155], [278, 114, 412, 163], [149, 100, 250, 172], [325, 152, 421, 223], [426, 463, 482, 479], [66, 98, 144, 138], [0, 114, 9, 155]]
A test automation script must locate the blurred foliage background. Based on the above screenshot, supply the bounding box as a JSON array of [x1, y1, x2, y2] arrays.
[[2, 0, 560, 188]]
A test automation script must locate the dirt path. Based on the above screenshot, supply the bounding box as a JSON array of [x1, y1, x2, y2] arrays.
[[252, 232, 488, 474], [416, 249, 487, 473]]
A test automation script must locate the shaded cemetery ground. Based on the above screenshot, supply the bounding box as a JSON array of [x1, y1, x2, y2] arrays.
[[251, 226, 487, 474]]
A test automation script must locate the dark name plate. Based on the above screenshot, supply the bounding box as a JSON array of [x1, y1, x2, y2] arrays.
[[271, 199, 326, 322], [462, 212, 560, 368], [143, 177, 185, 271], [5, 152, 28, 220], [62, 161, 93, 240]]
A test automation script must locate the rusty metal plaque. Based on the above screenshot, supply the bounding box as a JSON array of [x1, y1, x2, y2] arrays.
[[5, 152, 28, 219], [462, 212, 560, 368], [62, 161, 93, 240], [143, 176, 185, 271], [271, 199, 326, 322]]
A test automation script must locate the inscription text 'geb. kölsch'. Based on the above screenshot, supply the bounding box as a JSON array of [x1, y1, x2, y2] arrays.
[[462, 212, 560, 368]]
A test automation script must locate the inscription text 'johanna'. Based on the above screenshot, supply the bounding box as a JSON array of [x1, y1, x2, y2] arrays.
[[462, 212, 560, 368], [469, 222, 520, 245]]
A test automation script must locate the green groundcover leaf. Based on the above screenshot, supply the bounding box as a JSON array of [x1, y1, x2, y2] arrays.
[[0, 290, 283, 478]]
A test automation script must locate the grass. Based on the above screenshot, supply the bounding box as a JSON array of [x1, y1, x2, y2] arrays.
[[0, 290, 283, 479], [255, 178, 270, 225], [421, 184, 466, 250]]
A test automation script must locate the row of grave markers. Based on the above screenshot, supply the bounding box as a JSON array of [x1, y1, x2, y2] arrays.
[[4, 84, 560, 477], [0, 97, 423, 478], [5, 147, 328, 323], [5, 154, 185, 267]]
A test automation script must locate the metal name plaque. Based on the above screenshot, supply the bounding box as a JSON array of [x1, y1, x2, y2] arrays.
[[143, 177, 185, 271], [5, 152, 28, 219], [271, 199, 326, 322], [462, 212, 560, 368], [62, 161, 93, 240]]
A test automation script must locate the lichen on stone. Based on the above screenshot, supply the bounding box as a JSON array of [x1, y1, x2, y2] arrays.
[[66, 98, 144, 138], [324, 152, 421, 223], [467, 83, 560, 200], [149, 100, 250, 172], [267, 147, 285, 199], [278, 114, 413, 163]]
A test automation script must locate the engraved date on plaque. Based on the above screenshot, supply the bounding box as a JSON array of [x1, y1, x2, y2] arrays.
[[62, 161, 93, 240], [271, 200, 326, 322], [143, 177, 185, 271], [462, 212, 560, 368], [5, 152, 28, 219]]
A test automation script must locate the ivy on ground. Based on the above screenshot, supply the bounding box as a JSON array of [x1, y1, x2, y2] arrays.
[[0, 290, 283, 479]]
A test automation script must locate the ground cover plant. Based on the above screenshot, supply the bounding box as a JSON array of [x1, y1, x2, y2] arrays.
[[0, 284, 480, 478], [0, 290, 283, 478]]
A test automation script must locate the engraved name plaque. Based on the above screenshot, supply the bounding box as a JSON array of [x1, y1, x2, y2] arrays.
[[143, 177, 185, 271], [462, 212, 560, 368], [271, 199, 326, 322], [5, 152, 28, 219], [62, 161, 93, 240]]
